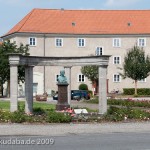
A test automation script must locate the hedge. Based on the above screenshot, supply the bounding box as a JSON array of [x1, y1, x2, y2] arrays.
[[123, 88, 150, 95]]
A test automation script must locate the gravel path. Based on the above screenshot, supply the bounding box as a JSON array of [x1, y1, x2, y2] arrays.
[[0, 122, 150, 136]]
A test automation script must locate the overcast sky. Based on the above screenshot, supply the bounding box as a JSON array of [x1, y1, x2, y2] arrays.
[[0, 0, 150, 36]]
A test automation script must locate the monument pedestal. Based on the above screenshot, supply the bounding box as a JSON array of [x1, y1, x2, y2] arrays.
[[56, 83, 70, 111]]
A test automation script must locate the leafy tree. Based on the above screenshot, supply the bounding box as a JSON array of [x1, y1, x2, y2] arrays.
[[81, 65, 98, 93], [0, 40, 29, 96], [120, 45, 150, 95]]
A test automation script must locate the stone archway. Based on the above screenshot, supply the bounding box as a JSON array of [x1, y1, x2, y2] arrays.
[[9, 54, 110, 114]]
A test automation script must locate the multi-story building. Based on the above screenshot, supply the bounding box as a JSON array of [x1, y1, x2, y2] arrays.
[[2, 9, 150, 96]]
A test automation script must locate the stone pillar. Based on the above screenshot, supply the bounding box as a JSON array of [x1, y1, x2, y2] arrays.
[[64, 66, 71, 105], [98, 65, 107, 114], [25, 66, 34, 114], [56, 83, 70, 111], [10, 65, 18, 112]]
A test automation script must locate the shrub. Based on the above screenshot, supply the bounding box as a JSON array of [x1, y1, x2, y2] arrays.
[[33, 107, 46, 115], [46, 111, 71, 123], [123, 88, 150, 95], [79, 83, 88, 90], [10, 111, 26, 123], [105, 106, 127, 121], [108, 99, 150, 108], [105, 106, 150, 121], [0, 109, 11, 123]]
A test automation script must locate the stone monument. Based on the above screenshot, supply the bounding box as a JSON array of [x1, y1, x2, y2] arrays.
[[56, 69, 70, 111]]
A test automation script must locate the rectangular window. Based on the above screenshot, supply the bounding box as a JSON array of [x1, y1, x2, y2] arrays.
[[113, 56, 121, 64], [113, 38, 121, 47], [95, 47, 103, 56], [55, 38, 63, 47], [29, 37, 36, 46], [78, 38, 85, 47], [78, 74, 85, 82], [113, 74, 121, 82], [138, 38, 146, 47]]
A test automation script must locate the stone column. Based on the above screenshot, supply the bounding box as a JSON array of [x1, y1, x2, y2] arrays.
[[64, 66, 71, 105], [98, 65, 108, 114], [25, 66, 34, 114], [10, 65, 18, 112]]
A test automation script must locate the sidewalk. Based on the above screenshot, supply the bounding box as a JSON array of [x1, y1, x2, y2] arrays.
[[0, 122, 150, 136]]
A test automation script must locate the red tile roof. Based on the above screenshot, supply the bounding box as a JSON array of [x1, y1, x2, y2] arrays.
[[4, 9, 150, 36]]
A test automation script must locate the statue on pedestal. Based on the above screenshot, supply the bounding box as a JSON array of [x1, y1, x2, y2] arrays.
[[56, 69, 70, 111]]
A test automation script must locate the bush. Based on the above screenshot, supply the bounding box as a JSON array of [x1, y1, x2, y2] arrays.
[[46, 111, 71, 123], [105, 106, 127, 121], [33, 107, 46, 115], [10, 111, 26, 123], [0, 109, 11, 123], [79, 83, 88, 90], [105, 106, 150, 122], [123, 88, 150, 95]]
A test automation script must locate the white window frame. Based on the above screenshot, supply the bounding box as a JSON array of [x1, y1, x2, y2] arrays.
[[138, 38, 146, 47], [78, 38, 85, 47], [113, 74, 121, 82], [138, 78, 146, 83], [29, 37, 36, 46], [55, 38, 63, 47], [113, 38, 121, 47], [113, 56, 121, 64], [78, 74, 85, 82], [95, 47, 104, 56]]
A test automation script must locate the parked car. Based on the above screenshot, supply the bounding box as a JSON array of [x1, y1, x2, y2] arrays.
[[53, 90, 90, 100], [71, 90, 90, 100]]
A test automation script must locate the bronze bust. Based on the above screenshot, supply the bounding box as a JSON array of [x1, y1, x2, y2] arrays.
[[57, 70, 68, 84]]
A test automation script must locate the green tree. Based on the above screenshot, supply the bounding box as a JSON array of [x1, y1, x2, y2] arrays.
[[81, 65, 98, 93], [0, 40, 29, 96], [121, 45, 150, 95]]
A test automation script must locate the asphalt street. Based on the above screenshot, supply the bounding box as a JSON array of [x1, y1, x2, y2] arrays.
[[0, 132, 150, 150]]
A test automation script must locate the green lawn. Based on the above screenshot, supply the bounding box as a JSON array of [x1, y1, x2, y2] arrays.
[[0, 100, 56, 111]]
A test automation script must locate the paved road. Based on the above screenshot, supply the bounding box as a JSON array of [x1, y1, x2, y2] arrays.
[[1, 132, 150, 150]]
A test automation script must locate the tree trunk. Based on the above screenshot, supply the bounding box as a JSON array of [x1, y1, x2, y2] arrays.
[[135, 80, 138, 95]]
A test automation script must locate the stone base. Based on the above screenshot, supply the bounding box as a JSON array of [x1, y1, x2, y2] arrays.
[[56, 83, 70, 111], [56, 104, 70, 111]]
